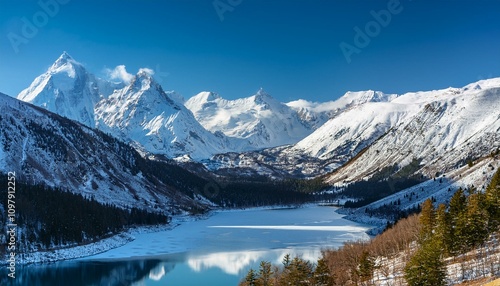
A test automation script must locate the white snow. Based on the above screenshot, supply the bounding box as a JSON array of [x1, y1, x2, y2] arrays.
[[185, 89, 313, 149], [17, 53, 246, 160], [292, 101, 416, 160], [14, 224, 176, 265]]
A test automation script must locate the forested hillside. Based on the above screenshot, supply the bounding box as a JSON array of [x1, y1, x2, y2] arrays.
[[241, 168, 500, 285], [0, 177, 168, 254]]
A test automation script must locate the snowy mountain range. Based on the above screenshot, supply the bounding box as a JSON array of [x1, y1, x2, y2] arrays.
[[16, 52, 407, 162], [12, 52, 500, 186], [185, 89, 312, 149], [324, 79, 500, 183], [18, 53, 245, 160], [208, 80, 500, 181], [17, 52, 123, 128], [0, 91, 208, 213], [93, 70, 243, 160]]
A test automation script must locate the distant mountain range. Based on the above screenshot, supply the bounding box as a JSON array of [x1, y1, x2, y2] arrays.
[[7, 52, 500, 203]]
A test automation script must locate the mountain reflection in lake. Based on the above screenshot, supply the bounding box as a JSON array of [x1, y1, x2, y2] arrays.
[[8, 259, 165, 286]]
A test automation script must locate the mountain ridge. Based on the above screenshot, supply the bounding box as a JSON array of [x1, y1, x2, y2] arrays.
[[13, 52, 500, 184], [185, 88, 313, 149], [0, 91, 210, 213]]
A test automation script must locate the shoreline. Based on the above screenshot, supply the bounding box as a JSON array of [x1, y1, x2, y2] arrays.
[[5, 224, 173, 266], [335, 207, 387, 236], [4, 203, 317, 266]]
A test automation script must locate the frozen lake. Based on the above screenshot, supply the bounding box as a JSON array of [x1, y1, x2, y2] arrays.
[[18, 205, 372, 285]]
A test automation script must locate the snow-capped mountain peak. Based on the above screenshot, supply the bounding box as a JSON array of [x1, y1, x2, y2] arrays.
[[95, 71, 237, 160], [17, 52, 104, 127], [128, 70, 158, 93], [253, 88, 272, 102], [51, 51, 76, 69]]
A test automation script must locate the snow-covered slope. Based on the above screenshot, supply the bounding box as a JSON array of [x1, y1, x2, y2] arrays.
[[17, 52, 123, 127], [325, 78, 500, 184], [286, 90, 398, 129], [0, 92, 207, 212], [291, 101, 414, 160], [95, 71, 239, 160], [185, 89, 312, 149], [206, 80, 500, 179]]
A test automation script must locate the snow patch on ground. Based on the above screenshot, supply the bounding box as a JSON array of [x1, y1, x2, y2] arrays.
[[370, 235, 500, 285]]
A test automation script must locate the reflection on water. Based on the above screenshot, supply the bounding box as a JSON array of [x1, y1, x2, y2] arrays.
[[6, 249, 328, 286], [185, 248, 323, 276], [3, 259, 165, 286], [187, 250, 266, 275], [148, 264, 166, 281]]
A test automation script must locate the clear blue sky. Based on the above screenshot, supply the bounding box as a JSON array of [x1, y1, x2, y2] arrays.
[[1, 0, 499, 102]]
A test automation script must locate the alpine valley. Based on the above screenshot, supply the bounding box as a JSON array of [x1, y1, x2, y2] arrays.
[[1, 52, 499, 267]]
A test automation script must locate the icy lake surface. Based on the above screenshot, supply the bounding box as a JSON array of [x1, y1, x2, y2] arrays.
[[21, 205, 372, 285]]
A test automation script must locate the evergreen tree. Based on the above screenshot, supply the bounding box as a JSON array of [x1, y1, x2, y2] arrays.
[[404, 240, 446, 286], [313, 258, 334, 286], [244, 269, 258, 286], [485, 168, 500, 232], [463, 193, 489, 248], [434, 203, 451, 255], [419, 199, 435, 243], [282, 254, 293, 269], [258, 261, 273, 286], [448, 188, 467, 254], [358, 250, 375, 284], [281, 256, 313, 285]]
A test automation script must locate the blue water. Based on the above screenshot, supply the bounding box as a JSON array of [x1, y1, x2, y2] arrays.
[[10, 206, 371, 286]]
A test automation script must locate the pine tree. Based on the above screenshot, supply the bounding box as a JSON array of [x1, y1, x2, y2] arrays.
[[404, 240, 446, 286], [313, 258, 334, 286], [463, 193, 489, 248], [282, 254, 291, 269], [244, 269, 258, 286], [485, 168, 500, 232], [434, 203, 451, 255], [358, 250, 375, 283], [419, 199, 435, 243], [281, 256, 313, 285], [448, 188, 467, 254], [258, 261, 273, 286]]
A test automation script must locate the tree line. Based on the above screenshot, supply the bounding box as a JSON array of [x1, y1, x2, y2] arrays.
[[338, 160, 425, 208], [0, 177, 168, 253]]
